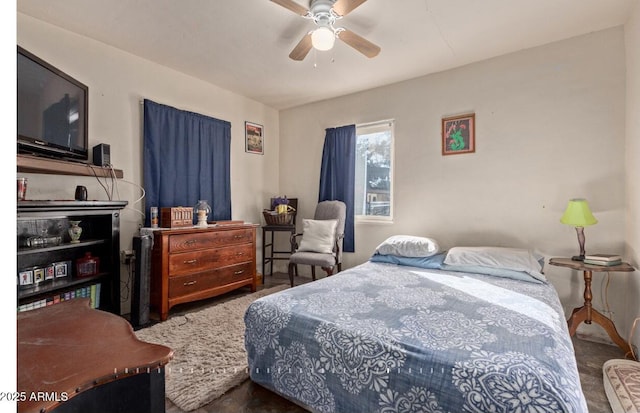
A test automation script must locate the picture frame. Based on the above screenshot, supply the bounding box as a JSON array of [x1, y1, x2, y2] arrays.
[[55, 261, 69, 278], [45, 265, 55, 280], [245, 121, 264, 155], [19, 270, 33, 287], [442, 113, 475, 155], [34, 268, 45, 284]]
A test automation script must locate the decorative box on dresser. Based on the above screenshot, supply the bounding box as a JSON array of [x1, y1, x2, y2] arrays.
[[150, 223, 258, 321]]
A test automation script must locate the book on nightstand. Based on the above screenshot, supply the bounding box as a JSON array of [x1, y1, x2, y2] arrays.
[[583, 253, 623, 266], [584, 254, 623, 262], [583, 259, 622, 266]]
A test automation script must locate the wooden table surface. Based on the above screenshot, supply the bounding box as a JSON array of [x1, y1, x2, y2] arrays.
[[17, 299, 173, 413], [548, 257, 635, 273]]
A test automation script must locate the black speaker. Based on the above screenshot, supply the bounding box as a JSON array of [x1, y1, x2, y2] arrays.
[[93, 143, 110, 166], [131, 235, 152, 328]]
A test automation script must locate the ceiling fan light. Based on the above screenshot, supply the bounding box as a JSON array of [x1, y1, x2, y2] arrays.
[[311, 26, 335, 51]]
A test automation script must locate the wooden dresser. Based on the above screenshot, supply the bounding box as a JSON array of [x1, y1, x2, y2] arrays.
[[150, 224, 258, 321]]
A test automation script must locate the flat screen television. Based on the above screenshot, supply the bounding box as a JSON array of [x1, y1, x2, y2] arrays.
[[17, 46, 89, 161]]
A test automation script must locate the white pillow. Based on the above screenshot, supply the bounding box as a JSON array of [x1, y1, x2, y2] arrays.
[[375, 235, 440, 257], [443, 246, 545, 281], [298, 219, 338, 254]]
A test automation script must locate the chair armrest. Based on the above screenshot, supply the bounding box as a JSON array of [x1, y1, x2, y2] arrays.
[[290, 233, 303, 250], [333, 233, 344, 261], [334, 233, 344, 247]]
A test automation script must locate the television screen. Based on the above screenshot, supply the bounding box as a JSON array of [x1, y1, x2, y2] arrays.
[[17, 46, 88, 161]]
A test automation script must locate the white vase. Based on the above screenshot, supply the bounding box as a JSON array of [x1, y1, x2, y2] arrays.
[[68, 220, 82, 243], [193, 200, 211, 227]]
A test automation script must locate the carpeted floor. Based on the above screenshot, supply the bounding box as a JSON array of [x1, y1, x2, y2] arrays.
[[164, 272, 625, 413], [135, 284, 287, 412]]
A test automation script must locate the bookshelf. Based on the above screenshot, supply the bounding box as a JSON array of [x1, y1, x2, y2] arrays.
[[17, 200, 127, 314]]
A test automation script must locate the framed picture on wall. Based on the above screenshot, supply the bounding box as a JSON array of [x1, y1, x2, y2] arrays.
[[245, 121, 264, 155], [442, 113, 475, 155]]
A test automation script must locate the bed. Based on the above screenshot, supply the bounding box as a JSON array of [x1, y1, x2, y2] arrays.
[[244, 237, 588, 413]]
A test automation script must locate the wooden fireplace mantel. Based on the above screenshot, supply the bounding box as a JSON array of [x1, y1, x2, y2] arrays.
[[17, 154, 124, 179]]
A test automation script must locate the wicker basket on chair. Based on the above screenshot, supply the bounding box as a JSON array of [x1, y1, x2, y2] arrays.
[[262, 210, 294, 225]]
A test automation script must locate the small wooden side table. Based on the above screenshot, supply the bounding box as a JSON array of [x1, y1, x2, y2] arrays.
[[549, 257, 635, 358], [262, 224, 296, 282]]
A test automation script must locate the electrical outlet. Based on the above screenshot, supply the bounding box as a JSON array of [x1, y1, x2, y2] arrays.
[[120, 250, 134, 264]]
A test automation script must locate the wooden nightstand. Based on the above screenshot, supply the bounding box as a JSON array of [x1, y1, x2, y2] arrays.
[[549, 257, 635, 358]]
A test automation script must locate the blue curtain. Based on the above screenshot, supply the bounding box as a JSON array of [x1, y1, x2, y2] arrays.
[[319, 125, 356, 252], [143, 99, 231, 226]]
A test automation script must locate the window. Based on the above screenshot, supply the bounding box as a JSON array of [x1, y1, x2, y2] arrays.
[[355, 120, 394, 220]]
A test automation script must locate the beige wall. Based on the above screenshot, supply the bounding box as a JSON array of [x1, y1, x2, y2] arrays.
[[15, 10, 639, 351], [280, 27, 633, 345], [17, 14, 281, 313], [625, 0, 640, 356]]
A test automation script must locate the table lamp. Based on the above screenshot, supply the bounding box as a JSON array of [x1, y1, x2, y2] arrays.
[[560, 198, 598, 261]]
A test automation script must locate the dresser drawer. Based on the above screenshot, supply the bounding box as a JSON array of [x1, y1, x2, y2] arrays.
[[169, 228, 253, 253], [168, 243, 253, 276], [169, 262, 253, 298], [151, 224, 257, 321]]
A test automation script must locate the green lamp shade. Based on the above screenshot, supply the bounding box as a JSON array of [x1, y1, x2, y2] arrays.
[[560, 199, 598, 227]]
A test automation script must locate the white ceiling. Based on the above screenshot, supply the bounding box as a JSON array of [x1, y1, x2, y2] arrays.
[[16, 0, 637, 110]]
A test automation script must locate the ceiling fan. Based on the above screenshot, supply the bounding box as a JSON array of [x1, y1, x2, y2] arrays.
[[271, 0, 381, 61]]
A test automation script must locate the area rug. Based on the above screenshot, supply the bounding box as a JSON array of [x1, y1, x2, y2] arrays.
[[135, 285, 288, 411]]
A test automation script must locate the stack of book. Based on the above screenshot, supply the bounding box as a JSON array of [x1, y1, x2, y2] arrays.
[[583, 254, 623, 266], [17, 283, 101, 313]]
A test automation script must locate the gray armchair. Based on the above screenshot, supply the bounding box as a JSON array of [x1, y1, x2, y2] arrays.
[[288, 200, 346, 287]]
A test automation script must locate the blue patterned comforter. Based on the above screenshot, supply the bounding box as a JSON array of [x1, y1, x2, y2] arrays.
[[244, 261, 587, 413]]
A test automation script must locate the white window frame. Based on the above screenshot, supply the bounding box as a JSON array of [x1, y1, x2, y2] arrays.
[[355, 119, 394, 223]]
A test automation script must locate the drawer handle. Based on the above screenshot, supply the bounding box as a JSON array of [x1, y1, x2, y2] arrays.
[[234, 235, 244, 239], [236, 252, 244, 256], [234, 270, 244, 275], [184, 259, 198, 264], [183, 280, 197, 286], [185, 240, 197, 246]]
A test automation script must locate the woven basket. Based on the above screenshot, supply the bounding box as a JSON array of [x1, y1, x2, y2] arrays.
[[263, 210, 293, 225]]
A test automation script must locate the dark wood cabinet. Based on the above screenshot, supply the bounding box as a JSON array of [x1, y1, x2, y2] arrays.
[[150, 224, 258, 321], [17, 200, 127, 314]]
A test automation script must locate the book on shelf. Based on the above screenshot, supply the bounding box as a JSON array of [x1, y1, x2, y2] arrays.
[[583, 259, 622, 267], [90, 284, 96, 309], [584, 253, 622, 262], [17, 283, 102, 312]]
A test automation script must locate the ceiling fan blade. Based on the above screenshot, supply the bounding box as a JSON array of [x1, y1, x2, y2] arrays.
[[289, 33, 313, 61], [338, 28, 380, 58], [270, 0, 309, 16], [332, 0, 367, 16]]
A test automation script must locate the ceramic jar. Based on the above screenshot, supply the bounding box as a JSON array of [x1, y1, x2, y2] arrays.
[[68, 220, 82, 243]]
